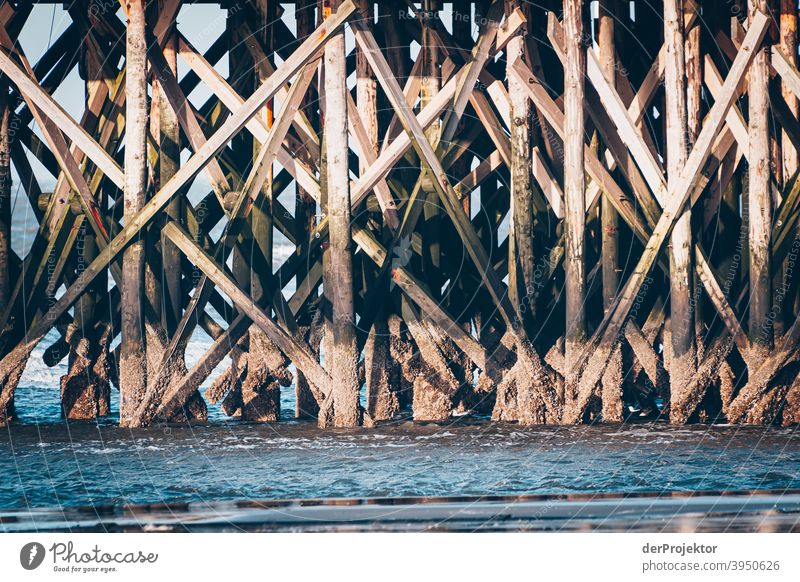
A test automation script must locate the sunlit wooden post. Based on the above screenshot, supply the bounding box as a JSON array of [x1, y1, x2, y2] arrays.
[[664, 0, 697, 422], [563, 0, 587, 412], [119, 0, 149, 426], [748, 0, 773, 369], [321, 0, 361, 428]]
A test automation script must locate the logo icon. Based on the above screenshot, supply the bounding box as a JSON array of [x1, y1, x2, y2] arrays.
[[20, 542, 45, 570]]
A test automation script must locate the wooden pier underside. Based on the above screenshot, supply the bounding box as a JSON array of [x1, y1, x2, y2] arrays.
[[0, 0, 799, 427]]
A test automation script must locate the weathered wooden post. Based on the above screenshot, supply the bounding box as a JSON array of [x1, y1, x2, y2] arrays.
[[748, 0, 773, 370], [563, 0, 587, 414], [159, 0, 183, 334], [664, 0, 697, 422], [779, 0, 799, 333], [119, 0, 149, 426], [598, 0, 623, 422], [506, 0, 536, 334], [685, 0, 703, 361], [452, 2, 472, 219], [219, 2, 256, 419], [0, 71, 12, 423], [378, 1, 408, 88], [321, 0, 361, 427], [779, 0, 800, 426], [408, 0, 459, 422], [421, 0, 442, 297], [360, 0, 398, 423], [238, 0, 288, 423], [294, 0, 321, 420], [152, 0, 207, 423]]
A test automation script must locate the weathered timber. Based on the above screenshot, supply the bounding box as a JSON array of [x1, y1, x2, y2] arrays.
[[664, 0, 697, 423], [119, 0, 148, 426], [321, 0, 360, 428], [563, 0, 587, 418]]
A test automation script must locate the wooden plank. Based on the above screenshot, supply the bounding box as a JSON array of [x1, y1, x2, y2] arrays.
[[531, 146, 565, 219], [0, 45, 123, 188], [454, 149, 504, 200], [704, 55, 751, 160], [772, 44, 800, 104]]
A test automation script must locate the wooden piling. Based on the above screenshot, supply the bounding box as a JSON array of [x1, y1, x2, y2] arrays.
[[159, 3, 183, 334], [563, 0, 587, 411], [321, 0, 360, 428], [119, 0, 149, 426], [0, 73, 12, 423], [664, 0, 697, 422], [597, 0, 623, 422], [748, 0, 773, 368], [359, 0, 398, 424], [238, 0, 287, 423], [506, 0, 536, 334]]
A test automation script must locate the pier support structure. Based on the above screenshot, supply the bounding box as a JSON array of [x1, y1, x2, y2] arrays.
[[0, 0, 796, 428]]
